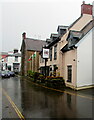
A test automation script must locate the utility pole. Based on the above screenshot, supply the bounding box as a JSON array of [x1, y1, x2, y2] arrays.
[[44, 58, 47, 78], [42, 46, 49, 78], [2, 61, 3, 71]]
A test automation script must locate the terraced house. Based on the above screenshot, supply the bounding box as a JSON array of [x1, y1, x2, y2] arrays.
[[39, 2, 94, 90]]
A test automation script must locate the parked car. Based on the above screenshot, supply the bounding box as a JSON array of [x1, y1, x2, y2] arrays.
[[8, 71, 15, 77], [1, 71, 10, 78]]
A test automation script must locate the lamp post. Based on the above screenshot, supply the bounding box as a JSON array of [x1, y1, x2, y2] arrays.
[[2, 61, 3, 71], [42, 47, 49, 78], [44, 58, 47, 78]]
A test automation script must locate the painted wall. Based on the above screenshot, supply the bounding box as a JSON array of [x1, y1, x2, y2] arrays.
[[76, 28, 93, 87], [7, 56, 21, 71], [62, 50, 77, 88]]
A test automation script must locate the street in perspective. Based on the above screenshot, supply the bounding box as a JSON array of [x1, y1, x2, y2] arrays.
[[1, 76, 94, 119], [0, 0, 94, 119]]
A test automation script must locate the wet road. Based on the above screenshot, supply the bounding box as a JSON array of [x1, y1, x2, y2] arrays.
[[0, 76, 94, 119]]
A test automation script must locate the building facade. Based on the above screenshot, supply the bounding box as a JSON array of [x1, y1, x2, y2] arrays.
[[60, 2, 93, 90], [39, 2, 94, 90], [20, 32, 46, 76], [0, 49, 21, 73]]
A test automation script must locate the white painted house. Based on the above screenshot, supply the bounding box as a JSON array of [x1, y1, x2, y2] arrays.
[[76, 25, 94, 88], [0, 49, 21, 73]]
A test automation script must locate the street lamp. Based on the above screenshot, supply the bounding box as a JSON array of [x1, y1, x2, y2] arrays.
[[2, 61, 3, 71], [42, 46, 49, 78]]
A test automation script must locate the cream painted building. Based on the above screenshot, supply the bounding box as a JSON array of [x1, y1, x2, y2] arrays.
[[59, 2, 93, 90], [39, 2, 94, 90], [61, 20, 94, 90]]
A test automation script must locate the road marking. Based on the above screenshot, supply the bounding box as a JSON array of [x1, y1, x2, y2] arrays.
[[26, 79, 94, 100], [2, 88, 25, 120]]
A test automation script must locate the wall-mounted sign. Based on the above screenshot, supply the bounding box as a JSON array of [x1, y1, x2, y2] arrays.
[[43, 48, 49, 58]]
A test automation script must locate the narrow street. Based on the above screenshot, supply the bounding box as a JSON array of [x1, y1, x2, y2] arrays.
[[0, 76, 94, 119]]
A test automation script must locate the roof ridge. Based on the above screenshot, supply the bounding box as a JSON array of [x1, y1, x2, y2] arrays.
[[25, 38, 45, 41]]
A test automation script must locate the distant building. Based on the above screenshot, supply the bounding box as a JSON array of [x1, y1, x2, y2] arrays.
[[20, 32, 46, 76], [0, 49, 21, 73], [0, 52, 8, 71]]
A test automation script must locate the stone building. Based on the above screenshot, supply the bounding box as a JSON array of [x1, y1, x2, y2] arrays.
[[20, 32, 46, 76]]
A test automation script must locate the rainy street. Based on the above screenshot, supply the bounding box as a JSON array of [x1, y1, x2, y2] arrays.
[[0, 76, 94, 119]]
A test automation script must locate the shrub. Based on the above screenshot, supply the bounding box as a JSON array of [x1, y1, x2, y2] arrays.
[[32, 72, 40, 82], [38, 74, 45, 80], [45, 76, 65, 88], [27, 70, 34, 77], [27, 71, 40, 82]]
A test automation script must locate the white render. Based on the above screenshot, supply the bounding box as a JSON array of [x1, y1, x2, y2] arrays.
[[0, 51, 21, 72], [76, 27, 93, 87], [7, 56, 21, 71]]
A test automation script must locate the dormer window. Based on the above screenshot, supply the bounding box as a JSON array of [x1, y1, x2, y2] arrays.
[[15, 56, 18, 62]]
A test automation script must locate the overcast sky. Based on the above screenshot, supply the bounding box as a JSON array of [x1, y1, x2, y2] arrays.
[[0, 0, 93, 52]]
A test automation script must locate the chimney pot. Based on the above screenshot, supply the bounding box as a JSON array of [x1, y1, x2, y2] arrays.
[[22, 32, 26, 40], [14, 49, 18, 53], [83, 1, 85, 4]]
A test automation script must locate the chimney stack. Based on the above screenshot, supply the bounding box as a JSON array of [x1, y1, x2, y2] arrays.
[[83, 1, 85, 4], [81, 1, 92, 15], [22, 32, 26, 40], [93, 1, 94, 18], [14, 49, 18, 53]]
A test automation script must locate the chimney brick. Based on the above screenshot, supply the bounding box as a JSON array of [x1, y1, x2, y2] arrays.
[[81, 2, 92, 15]]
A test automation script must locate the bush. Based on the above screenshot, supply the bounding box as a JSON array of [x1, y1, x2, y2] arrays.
[[27, 71, 40, 82], [38, 74, 44, 80], [45, 76, 65, 88], [32, 72, 40, 82], [27, 70, 33, 77], [27, 72, 65, 88]]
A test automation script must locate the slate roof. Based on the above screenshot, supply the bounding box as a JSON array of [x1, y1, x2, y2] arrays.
[[0, 52, 8, 55], [24, 38, 46, 51], [57, 25, 68, 32], [8, 53, 21, 57], [61, 19, 94, 52], [50, 33, 58, 38], [0, 52, 21, 60]]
